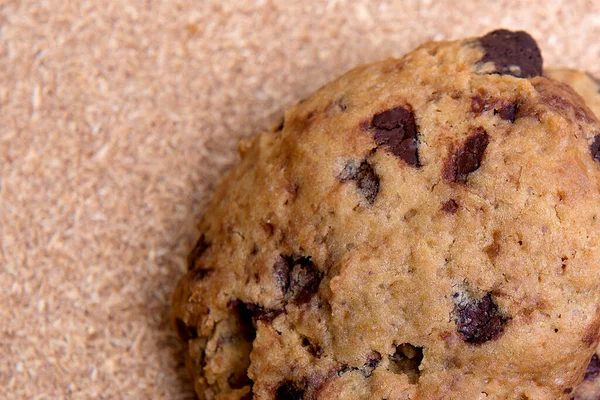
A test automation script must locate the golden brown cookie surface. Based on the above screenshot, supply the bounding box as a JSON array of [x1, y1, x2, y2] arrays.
[[546, 67, 600, 400], [172, 31, 600, 400]]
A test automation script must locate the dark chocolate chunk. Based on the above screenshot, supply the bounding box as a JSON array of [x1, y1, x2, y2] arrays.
[[369, 107, 420, 167], [453, 292, 507, 344], [338, 160, 380, 205], [585, 354, 600, 381], [591, 135, 600, 163], [276, 381, 305, 400], [441, 199, 459, 214], [471, 96, 487, 114], [388, 344, 423, 384], [444, 128, 489, 183], [471, 96, 518, 123], [174, 318, 198, 342], [274, 256, 323, 304], [228, 372, 252, 389], [287, 257, 324, 304], [479, 29, 543, 78], [188, 234, 209, 270], [497, 103, 518, 122]]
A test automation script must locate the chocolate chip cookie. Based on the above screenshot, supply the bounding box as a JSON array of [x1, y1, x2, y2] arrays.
[[172, 30, 600, 399], [546, 67, 600, 400]]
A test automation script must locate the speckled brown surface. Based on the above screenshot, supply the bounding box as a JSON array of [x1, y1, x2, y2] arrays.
[[3, 1, 600, 399]]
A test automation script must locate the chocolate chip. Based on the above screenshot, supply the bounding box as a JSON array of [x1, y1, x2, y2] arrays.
[[276, 381, 305, 400], [585, 354, 600, 381], [471, 96, 519, 123], [497, 103, 518, 122], [479, 29, 543, 78], [388, 344, 423, 384], [453, 292, 507, 344], [276, 256, 323, 304], [287, 257, 323, 304], [441, 199, 459, 214], [339, 160, 380, 205], [274, 256, 324, 305], [228, 372, 252, 389], [369, 107, 420, 167], [188, 235, 209, 270], [174, 318, 198, 342], [444, 128, 489, 183], [471, 96, 487, 114], [591, 135, 600, 163]]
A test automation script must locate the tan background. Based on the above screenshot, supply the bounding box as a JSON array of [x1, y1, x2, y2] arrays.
[[2, 0, 600, 398]]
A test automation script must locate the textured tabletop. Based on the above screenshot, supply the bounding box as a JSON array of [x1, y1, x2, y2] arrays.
[[2, 1, 600, 398]]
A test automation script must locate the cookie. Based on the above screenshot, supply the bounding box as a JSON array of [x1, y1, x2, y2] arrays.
[[172, 30, 600, 400], [546, 68, 600, 400]]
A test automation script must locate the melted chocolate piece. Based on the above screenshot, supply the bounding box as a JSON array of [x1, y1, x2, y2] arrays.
[[453, 292, 507, 344], [369, 107, 420, 167], [479, 29, 543, 78], [444, 128, 489, 183]]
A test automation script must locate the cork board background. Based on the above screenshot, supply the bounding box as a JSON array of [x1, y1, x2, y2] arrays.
[[3, 1, 600, 398]]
